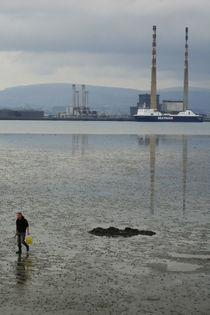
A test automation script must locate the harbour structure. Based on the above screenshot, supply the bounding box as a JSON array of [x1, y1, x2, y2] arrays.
[[0, 109, 44, 120], [134, 27, 203, 122]]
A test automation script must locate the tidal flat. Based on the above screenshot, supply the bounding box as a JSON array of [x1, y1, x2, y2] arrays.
[[0, 122, 209, 314]]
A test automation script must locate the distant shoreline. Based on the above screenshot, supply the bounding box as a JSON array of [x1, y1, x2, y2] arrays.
[[0, 116, 135, 121], [0, 116, 209, 121]]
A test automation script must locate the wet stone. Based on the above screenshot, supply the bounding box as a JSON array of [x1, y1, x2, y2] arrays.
[[89, 227, 156, 237]]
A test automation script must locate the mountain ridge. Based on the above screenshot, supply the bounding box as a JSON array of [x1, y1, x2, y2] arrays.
[[0, 83, 209, 114]]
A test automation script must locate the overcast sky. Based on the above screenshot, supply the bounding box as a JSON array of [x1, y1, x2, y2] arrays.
[[0, 0, 209, 91]]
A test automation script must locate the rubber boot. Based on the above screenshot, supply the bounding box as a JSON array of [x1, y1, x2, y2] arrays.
[[23, 241, 29, 252], [16, 244, 22, 254]]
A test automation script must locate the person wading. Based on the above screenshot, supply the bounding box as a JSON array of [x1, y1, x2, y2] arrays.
[[16, 212, 30, 254]]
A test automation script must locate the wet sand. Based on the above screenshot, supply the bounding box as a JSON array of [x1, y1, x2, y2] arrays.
[[0, 132, 210, 314], [1, 234, 209, 315]]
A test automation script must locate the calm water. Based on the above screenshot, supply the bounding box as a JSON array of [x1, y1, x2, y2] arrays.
[[0, 120, 210, 135], [0, 121, 210, 314]]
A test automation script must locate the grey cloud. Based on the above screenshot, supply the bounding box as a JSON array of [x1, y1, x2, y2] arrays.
[[0, 1, 209, 55], [16, 50, 148, 76], [0, 0, 209, 89]]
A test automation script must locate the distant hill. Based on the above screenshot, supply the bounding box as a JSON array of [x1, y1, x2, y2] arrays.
[[0, 83, 209, 114]]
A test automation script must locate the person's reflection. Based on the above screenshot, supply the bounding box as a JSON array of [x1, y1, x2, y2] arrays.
[[149, 135, 156, 214], [182, 135, 188, 215], [16, 254, 32, 285]]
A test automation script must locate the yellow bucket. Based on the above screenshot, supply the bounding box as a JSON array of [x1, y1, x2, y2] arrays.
[[25, 236, 33, 244]]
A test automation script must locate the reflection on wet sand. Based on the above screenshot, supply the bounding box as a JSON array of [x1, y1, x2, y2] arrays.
[[72, 135, 88, 155], [72, 134, 190, 215], [137, 135, 157, 214], [0, 131, 209, 315], [182, 135, 187, 215], [138, 135, 189, 214], [16, 254, 32, 285], [149, 135, 156, 215]]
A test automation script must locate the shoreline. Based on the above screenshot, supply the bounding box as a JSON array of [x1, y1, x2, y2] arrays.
[[0, 116, 210, 121]]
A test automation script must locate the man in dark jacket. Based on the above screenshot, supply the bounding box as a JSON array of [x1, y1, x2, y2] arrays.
[[16, 212, 30, 254]]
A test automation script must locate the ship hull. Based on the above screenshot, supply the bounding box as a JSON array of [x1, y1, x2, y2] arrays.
[[134, 115, 203, 122]]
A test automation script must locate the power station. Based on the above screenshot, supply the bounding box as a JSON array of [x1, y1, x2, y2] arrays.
[[0, 26, 205, 121], [63, 84, 97, 118], [134, 26, 203, 122]]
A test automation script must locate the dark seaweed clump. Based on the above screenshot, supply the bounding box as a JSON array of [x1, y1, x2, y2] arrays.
[[89, 227, 156, 237]]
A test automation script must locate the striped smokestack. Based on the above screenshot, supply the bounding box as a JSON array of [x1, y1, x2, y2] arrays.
[[150, 26, 157, 110], [183, 27, 189, 111]]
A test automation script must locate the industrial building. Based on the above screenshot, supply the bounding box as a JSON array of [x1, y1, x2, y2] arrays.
[[137, 94, 160, 109], [0, 109, 44, 120], [130, 93, 160, 116], [161, 100, 184, 113], [58, 84, 98, 118], [132, 26, 202, 121]]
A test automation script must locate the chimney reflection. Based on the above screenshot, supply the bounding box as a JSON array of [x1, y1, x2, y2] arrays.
[[137, 135, 157, 214], [149, 135, 156, 214], [182, 135, 188, 215], [81, 135, 88, 155], [72, 135, 88, 156], [138, 134, 188, 214]]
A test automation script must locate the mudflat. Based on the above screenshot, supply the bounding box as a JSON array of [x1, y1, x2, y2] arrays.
[[0, 129, 209, 314]]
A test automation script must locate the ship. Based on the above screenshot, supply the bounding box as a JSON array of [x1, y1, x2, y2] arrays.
[[135, 108, 203, 122], [134, 26, 203, 123]]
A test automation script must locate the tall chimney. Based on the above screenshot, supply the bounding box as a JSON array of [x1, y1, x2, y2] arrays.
[[81, 85, 86, 108], [76, 91, 79, 107], [72, 84, 76, 108], [183, 27, 189, 111], [150, 25, 157, 110], [85, 91, 88, 108]]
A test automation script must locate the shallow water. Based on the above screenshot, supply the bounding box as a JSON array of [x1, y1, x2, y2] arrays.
[[0, 121, 210, 314], [0, 120, 210, 135]]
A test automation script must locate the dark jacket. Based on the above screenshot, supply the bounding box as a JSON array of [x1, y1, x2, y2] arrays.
[[16, 216, 29, 233]]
